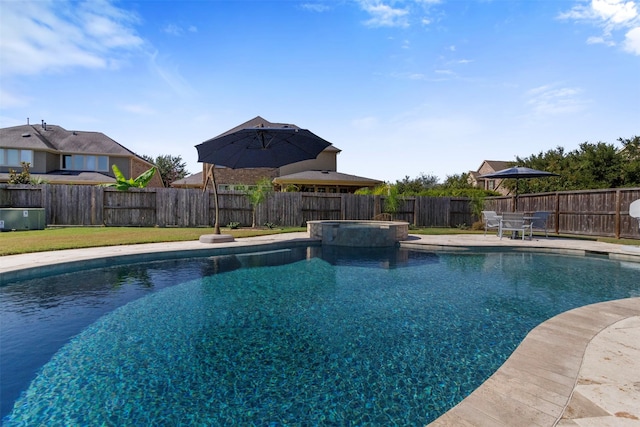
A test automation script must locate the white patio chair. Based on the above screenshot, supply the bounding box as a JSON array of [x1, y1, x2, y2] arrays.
[[482, 211, 501, 236], [630, 199, 640, 231], [499, 212, 532, 240], [530, 211, 550, 238]]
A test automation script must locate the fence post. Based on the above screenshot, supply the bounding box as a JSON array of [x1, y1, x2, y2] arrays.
[[554, 192, 560, 234], [615, 189, 621, 239], [373, 195, 381, 217], [41, 184, 49, 225]]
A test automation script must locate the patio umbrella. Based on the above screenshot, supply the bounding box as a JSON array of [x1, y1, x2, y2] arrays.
[[195, 126, 332, 234], [480, 166, 559, 210]]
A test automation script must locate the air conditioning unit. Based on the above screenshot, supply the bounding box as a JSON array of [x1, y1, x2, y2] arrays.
[[0, 208, 46, 231]]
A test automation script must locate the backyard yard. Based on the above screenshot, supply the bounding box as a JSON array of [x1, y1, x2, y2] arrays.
[[1, 226, 638, 257]]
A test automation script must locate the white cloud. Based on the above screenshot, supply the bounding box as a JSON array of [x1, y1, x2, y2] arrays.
[[592, 0, 638, 24], [300, 3, 331, 12], [148, 51, 195, 98], [586, 35, 616, 45], [0, 0, 143, 76], [162, 23, 198, 36], [358, 1, 410, 28], [120, 104, 156, 115], [351, 116, 379, 130], [0, 88, 30, 108], [163, 24, 183, 36], [525, 84, 591, 115], [559, 0, 640, 55], [623, 26, 640, 52], [356, 0, 442, 29]]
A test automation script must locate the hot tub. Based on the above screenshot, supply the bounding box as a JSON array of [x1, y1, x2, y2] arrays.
[[307, 220, 409, 247]]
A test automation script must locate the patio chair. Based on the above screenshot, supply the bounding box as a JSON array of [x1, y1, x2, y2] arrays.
[[631, 200, 640, 231], [498, 212, 532, 240], [530, 211, 550, 237], [482, 211, 501, 236]]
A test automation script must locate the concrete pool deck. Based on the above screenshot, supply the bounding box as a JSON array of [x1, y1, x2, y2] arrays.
[[1, 232, 639, 426]]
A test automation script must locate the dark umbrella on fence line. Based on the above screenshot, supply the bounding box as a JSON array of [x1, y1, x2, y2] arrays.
[[195, 126, 332, 236], [480, 166, 559, 211]]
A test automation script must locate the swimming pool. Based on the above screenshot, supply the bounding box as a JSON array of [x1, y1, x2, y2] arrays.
[[1, 246, 639, 425]]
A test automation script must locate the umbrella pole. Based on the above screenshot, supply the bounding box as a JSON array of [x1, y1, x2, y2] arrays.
[[205, 163, 221, 234], [212, 165, 221, 234]]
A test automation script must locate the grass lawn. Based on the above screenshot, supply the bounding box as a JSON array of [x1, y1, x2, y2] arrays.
[[1, 226, 638, 257], [0, 227, 307, 256]]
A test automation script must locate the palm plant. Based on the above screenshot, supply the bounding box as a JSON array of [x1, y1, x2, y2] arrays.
[[103, 165, 157, 191]]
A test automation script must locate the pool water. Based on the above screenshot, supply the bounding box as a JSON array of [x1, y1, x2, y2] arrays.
[[1, 247, 639, 425]]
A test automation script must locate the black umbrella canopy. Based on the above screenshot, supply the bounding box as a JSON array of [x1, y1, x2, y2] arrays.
[[479, 166, 559, 180], [480, 166, 559, 211], [195, 125, 332, 236], [196, 127, 332, 169]]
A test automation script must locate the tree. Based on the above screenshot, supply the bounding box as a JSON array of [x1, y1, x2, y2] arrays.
[[142, 154, 188, 187], [244, 177, 274, 228], [514, 136, 640, 192], [442, 173, 473, 189], [383, 184, 401, 218], [618, 136, 640, 185], [394, 173, 439, 195]]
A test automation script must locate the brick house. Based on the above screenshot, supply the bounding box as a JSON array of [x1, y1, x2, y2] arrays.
[[468, 160, 511, 195]]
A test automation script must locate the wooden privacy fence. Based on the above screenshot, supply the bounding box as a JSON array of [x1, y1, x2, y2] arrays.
[[484, 187, 640, 239], [1, 184, 639, 238], [0, 185, 474, 229]]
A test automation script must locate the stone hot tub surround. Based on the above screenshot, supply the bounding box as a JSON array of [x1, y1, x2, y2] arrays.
[[307, 220, 409, 247]]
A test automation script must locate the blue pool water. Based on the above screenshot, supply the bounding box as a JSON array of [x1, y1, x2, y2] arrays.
[[1, 246, 639, 425]]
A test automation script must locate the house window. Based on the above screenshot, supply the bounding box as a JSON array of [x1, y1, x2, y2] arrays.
[[73, 155, 84, 170], [488, 180, 496, 190], [0, 149, 32, 166], [86, 156, 96, 170], [20, 150, 32, 164], [98, 156, 108, 171], [61, 154, 109, 171]]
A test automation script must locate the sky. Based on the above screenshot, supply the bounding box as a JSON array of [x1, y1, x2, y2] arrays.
[[1, 0, 639, 183]]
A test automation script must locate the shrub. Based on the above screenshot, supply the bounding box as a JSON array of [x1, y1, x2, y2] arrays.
[[8, 162, 32, 184]]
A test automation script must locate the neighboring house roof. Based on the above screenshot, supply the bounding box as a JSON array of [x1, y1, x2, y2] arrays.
[[1, 124, 139, 157], [273, 170, 382, 187], [173, 170, 383, 190], [171, 172, 204, 188], [1, 122, 160, 186], [482, 160, 511, 172], [0, 171, 115, 185]]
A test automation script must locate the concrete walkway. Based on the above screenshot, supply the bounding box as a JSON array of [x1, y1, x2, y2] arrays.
[[1, 232, 639, 426]]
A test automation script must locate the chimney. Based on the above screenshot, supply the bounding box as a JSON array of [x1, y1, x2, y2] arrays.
[[27, 117, 29, 125], [41, 120, 44, 128]]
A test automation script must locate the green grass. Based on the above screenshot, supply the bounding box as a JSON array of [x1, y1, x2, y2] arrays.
[[0, 227, 306, 256], [1, 226, 638, 257]]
